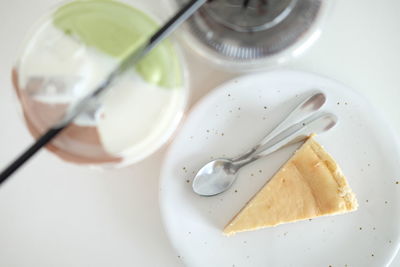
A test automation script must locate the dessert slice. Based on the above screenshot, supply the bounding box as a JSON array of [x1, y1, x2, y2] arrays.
[[224, 136, 358, 236]]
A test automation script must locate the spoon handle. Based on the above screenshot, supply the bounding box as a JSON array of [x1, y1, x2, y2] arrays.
[[232, 91, 326, 162], [234, 112, 337, 169]]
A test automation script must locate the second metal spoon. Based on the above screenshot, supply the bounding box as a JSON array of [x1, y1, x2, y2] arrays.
[[192, 112, 337, 196], [192, 92, 334, 196]]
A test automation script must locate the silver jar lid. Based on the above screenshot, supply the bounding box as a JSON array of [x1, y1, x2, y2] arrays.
[[174, 0, 328, 70]]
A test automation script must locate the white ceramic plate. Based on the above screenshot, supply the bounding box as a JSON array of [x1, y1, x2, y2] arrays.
[[159, 70, 400, 267]]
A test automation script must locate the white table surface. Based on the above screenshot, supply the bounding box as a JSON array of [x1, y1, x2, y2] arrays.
[[0, 0, 399, 266]]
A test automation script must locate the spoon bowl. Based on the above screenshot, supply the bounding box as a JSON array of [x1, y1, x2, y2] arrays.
[[192, 159, 237, 196]]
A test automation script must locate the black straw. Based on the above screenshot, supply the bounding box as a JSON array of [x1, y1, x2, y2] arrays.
[[0, 127, 66, 185]]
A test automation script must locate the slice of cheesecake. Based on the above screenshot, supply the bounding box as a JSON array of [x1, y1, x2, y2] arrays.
[[223, 136, 358, 236]]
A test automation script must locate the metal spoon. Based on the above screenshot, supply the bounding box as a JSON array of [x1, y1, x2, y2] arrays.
[[192, 112, 337, 196], [192, 92, 332, 196]]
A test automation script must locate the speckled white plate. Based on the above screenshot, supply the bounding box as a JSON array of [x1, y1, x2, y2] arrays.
[[159, 70, 400, 267]]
